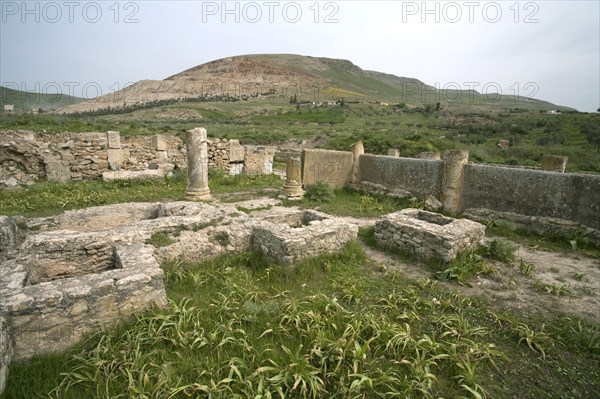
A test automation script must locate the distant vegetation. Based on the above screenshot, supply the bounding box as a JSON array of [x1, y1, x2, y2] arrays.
[[1, 99, 598, 173]]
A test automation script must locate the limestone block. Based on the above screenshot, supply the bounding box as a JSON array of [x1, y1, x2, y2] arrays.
[[497, 139, 510, 150], [44, 161, 71, 183], [302, 149, 353, 189], [229, 139, 245, 162], [102, 169, 165, 181], [106, 131, 121, 149], [416, 152, 441, 160], [153, 135, 167, 151], [387, 149, 400, 157]]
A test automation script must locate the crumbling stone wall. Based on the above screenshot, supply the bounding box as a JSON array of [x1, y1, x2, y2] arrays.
[[0, 130, 275, 187], [1, 243, 167, 361], [244, 145, 276, 174], [375, 209, 486, 262]]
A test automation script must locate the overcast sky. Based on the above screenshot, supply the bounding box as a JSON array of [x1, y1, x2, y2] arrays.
[[1, 0, 598, 111]]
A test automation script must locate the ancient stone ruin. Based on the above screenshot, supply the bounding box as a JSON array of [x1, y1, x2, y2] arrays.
[[0, 130, 276, 188], [253, 210, 358, 264], [374, 208, 486, 262], [0, 198, 358, 391]]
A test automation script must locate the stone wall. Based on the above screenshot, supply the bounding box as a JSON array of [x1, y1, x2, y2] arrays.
[[244, 145, 276, 175], [252, 210, 358, 264], [0, 130, 276, 187], [302, 149, 354, 189], [374, 209, 486, 262], [1, 243, 167, 361], [358, 154, 443, 198], [0, 199, 358, 392], [462, 164, 600, 229], [356, 152, 600, 230]]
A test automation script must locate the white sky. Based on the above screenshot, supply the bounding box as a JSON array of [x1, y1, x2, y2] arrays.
[[1, 0, 598, 111]]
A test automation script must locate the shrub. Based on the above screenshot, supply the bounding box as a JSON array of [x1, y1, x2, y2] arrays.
[[304, 181, 335, 203], [488, 238, 518, 263]]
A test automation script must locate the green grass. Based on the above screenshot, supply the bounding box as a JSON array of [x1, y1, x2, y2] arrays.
[[288, 188, 419, 218], [486, 221, 600, 257], [0, 170, 283, 218], [3, 242, 598, 399]]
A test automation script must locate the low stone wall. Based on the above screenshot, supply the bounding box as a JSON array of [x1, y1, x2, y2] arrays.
[[0, 199, 357, 393], [462, 164, 600, 230], [374, 209, 486, 262], [1, 243, 167, 361], [355, 151, 600, 230], [252, 210, 358, 264], [244, 145, 276, 175], [463, 208, 600, 245]]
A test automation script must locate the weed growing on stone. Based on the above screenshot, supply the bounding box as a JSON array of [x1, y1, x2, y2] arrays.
[[146, 231, 175, 248]]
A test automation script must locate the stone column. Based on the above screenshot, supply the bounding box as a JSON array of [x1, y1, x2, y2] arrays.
[[282, 157, 305, 198], [441, 150, 469, 214], [186, 128, 212, 201], [350, 141, 364, 185]]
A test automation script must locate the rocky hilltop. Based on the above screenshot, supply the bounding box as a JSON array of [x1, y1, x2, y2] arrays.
[[55, 54, 571, 114]]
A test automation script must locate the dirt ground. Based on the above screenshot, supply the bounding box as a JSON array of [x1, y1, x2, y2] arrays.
[[270, 212, 600, 323], [360, 236, 600, 323]]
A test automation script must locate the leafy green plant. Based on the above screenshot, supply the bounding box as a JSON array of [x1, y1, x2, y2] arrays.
[[487, 238, 517, 263], [435, 251, 492, 285], [512, 323, 553, 359], [517, 259, 535, 276], [533, 281, 573, 296], [303, 181, 335, 203]]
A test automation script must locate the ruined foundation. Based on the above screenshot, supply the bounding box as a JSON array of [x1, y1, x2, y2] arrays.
[[252, 210, 358, 264], [0, 199, 359, 393], [375, 208, 485, 262]]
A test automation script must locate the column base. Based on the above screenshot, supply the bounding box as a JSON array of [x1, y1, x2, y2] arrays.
[[282, 184, 305, 198], [186, 189, 212, 201]]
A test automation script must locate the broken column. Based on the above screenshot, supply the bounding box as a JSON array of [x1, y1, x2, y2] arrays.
[[441, 150, 469, 214], [350, 141, 364, 185], [282, 157, 305, 198], [186, 128, 212, 201]]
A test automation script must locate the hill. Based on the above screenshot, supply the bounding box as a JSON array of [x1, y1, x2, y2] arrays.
[[1, 86, 85, 112], [54, 54, 574, 114]]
